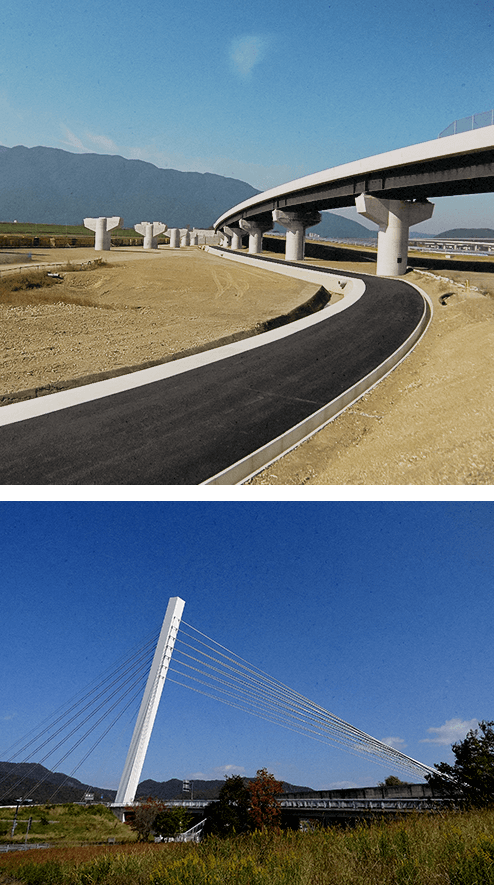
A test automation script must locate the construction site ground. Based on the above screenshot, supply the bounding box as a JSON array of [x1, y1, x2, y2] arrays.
[[1, 245, 493, 486]]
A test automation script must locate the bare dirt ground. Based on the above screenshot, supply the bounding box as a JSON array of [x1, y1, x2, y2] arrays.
[[251, 263, 494, 486], [0, 246, 317, 401], [1, 245, 493, 485]]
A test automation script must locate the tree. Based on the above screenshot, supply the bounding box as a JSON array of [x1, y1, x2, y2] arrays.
[[378, 776, 408, 787], [247, 768, 284, 831], [425, 720, 494, 807], [204, 775, 251, 836], [130, 797, 167, 842], [154, 806, 193, 839]]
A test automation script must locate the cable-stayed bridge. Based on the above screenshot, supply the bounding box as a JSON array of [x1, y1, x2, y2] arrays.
[[0, 598, 449, 820]]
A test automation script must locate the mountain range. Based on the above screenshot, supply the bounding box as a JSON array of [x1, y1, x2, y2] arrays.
[[0, 145, 259, 230], [0, 145, 489, 241], [0, 761, 313, 805], [0, 144, 375, 238], [431, 227, 494, 238]]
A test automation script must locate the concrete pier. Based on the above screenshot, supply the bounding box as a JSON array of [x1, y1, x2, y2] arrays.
[[224, 225, 244, 250], [239, 215, 273, 253], [84, 216, 123, 251], [356, 195, 434, 276], [169, 228, 180, 248], [134, 222, 167, 249], [272, 208, 321, 261]]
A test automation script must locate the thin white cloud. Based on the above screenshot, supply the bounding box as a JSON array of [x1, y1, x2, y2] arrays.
[[325, 780, 359, 790], [58, 130, 295, 191], [230, 35, 269, 78], [420, 718, 478, 745], [60, 125, 86, 151], [382, 736, 407, 750], [1, 712, 15, 721], [213, 764, 246, 777], [59, 126, 118, 155], [85, 132, 118, 152]]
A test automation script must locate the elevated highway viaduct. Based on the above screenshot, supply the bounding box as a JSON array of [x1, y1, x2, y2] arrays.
[[115, 784, 453, 829], [214, 125, 494, 276]]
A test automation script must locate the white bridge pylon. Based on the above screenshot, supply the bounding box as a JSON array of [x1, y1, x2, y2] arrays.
[[115, 596, 185, 805], [114, 596, 444, 805]]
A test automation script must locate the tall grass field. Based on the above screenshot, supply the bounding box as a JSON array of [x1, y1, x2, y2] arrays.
[[1, 806, 494, 885]]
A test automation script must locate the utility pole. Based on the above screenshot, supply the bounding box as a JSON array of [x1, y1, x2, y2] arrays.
[[10, 798, 32, 839]]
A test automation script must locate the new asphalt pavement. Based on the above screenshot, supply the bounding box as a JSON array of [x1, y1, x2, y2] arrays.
[[0, 262, 426, 484]]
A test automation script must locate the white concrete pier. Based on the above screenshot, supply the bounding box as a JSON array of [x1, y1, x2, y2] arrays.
[[239, 217, 272, 253], [84, 216, 123, 250], [169, 228, 180, 248], [356, 195, 434, 276], [224, 225, 244, 250], [272, 208, 321, 261], [134, 222, 167, 249]]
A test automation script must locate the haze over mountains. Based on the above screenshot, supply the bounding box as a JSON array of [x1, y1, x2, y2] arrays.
[[0, 145, 489, 240]]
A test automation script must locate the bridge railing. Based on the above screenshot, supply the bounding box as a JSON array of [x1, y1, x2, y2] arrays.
[[439, 109, 494, 137], [159, 797, 454, 812], [281, 798, 454, 810]]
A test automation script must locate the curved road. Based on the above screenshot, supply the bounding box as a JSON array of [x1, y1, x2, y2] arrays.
[[0, 262, 427, 484]]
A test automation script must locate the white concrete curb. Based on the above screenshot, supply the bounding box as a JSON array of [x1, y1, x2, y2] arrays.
[[0, 254, 364, 427], [202, 250, 432, 484]]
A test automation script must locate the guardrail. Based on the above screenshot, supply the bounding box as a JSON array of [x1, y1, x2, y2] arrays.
[[155, 797, 453, 811], [439, 109, 494, 137], [280, 798, 453, 810]]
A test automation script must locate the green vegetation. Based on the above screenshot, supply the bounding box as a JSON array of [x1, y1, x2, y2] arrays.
[[204, 770, 283, 836], [0, 223, 142, 238], [0, 803, 131, 847], [2, 807, 494, 884], [110, 800, 193, 844], [0, 261, 106, 307], [427, 720, 494, 807]]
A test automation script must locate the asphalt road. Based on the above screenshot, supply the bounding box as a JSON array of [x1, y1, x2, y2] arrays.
[[0, 267, 425, 484]]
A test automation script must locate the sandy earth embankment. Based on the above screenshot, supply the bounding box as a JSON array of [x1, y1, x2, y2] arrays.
[[1, 245, 493, 485], [0, 246, 319, 401], [250, 264, 494, 485]]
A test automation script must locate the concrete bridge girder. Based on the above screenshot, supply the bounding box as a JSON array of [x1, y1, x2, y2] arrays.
[[214, 127, 494, 276]]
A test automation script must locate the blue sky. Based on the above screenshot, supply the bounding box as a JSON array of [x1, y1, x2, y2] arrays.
[[1, 501, 492, 792], [1, 0, 494, 233]]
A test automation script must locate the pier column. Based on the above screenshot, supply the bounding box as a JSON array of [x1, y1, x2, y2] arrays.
[[224, 225, 244, 250], [272, 208, 321, 261], [134, 222, 167, 249], [84, 216, 123, 250], [220, 231, 232, 248], [169, 228, 180, 248], [239, 215, 273, 253], [356, 195, 434, 276], [181, 226, 191, 246]]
